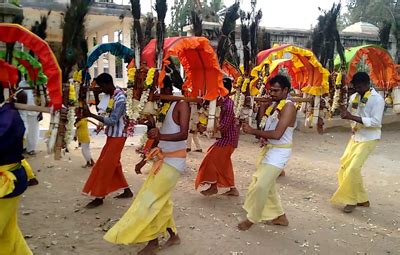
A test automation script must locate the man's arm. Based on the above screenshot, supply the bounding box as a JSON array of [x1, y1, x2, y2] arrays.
[[85, 98, 126, 125], [243, 103, 297, 140]]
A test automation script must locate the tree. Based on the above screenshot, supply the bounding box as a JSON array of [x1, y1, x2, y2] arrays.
[[379, 20, 392, 49], [343, 0, 400, 63], [343, 0, 394, 27]]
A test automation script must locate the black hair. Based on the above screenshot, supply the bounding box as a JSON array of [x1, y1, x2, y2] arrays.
[[269, 75, 291, 90], [223, 78, 232, 93], [351, 72, 370, 86], [94, 73, 113, 86]]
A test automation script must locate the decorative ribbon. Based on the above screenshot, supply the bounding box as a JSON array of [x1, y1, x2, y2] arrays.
[[0, 163, 21, 197], [146, 148, 187, 175]]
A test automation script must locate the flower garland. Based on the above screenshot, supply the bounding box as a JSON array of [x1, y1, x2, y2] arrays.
[[126, 67, 136, 120], [350, 89, 372, 131], [259, 99, 287, 130], [64, 107, 76, 149], [233, 76, 243, 113], [158, 102, 171, 122], [234, 78, 250, 118], [145, 68, 156, 88], [68, 81, 77, 106]]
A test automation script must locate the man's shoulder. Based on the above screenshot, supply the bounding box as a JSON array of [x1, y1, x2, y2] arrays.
[[369, 90, 385, 105]]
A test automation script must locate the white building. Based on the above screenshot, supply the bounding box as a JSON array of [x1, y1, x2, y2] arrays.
[[20, 0, 133, 87]]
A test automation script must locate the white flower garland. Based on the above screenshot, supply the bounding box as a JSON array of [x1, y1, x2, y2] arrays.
[[126, 88, 135, 119], [64, 107, 75, 148], [235, 93, 245, 118], [133, 89, 150, 120]]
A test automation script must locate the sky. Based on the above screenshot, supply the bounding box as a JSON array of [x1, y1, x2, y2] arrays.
[[114, 0, 343, 29]]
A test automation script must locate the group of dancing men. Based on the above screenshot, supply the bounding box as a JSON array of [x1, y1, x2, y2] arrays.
[[0, 70, 385, 255]]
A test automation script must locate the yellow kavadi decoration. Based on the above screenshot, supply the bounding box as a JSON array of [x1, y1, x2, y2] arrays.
[[254, 45, 330, 96]]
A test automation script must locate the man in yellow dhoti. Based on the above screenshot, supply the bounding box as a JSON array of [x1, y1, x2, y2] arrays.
[[238, 75, 297, 231], [0, 101, 33, 255], [331, 72, 385, 213], [104, 79, 190, 255]]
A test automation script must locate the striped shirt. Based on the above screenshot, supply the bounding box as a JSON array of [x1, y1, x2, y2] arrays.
[[104, 88, 127, 137], [215, 97, 239, 148]]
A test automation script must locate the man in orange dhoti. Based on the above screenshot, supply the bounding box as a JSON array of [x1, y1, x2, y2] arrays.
[[82, 73, 133, 208], [195, 78, 240, 196]]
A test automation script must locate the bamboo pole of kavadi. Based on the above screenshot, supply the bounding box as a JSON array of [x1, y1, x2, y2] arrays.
[[54, 83, 70, 160], [14, 103, 51, 113]]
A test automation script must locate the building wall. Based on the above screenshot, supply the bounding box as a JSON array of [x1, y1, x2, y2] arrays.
[[20, 1, 133, 87]]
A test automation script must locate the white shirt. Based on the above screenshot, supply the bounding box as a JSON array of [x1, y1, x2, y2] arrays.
[[348, 89, 385, 142], [158, 102, 187, 173], [262, 100, 296, 169]]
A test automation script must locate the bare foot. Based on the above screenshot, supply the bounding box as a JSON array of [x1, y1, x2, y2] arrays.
[[222, 188, 239, 196], [238, 219, 254, 231], [266, 214, 289, 226], [114, 188, 134, 199], [85, 198, 103, 209], [279, 170, 285, 177], [28, 178, 39, 186], [138, 239, 159, 255], [163, 234, 181, 248], [200, 184, 218, 196], [357, 201, 370, 207]]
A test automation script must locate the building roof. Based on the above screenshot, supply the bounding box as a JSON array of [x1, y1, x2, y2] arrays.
[[342, 22, 379, 35]]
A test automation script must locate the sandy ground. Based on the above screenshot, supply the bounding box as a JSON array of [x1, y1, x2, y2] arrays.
[[19, 123, 400, 255]]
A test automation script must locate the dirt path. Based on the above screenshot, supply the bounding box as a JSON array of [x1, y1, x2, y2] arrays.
[[20, 126, 400, 255]]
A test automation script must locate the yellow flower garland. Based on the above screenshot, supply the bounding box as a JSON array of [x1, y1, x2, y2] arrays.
[[128, 67, 136, 83], [106, 98, 114, 113], [265, 99, 287, 117], [73, 70, 82, 83], [145, 68, 156, 88], [241, 78, 250, 93], [236, 76, 243, 88], [69, 82, 77, 103]]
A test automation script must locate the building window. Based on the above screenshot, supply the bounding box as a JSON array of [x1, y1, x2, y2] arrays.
[[93, 36, 97, 47], [102, 35, 109, 44], [115, 57, 123, 78], [114, 30, 122, 43], [103, 55, 109, 74]]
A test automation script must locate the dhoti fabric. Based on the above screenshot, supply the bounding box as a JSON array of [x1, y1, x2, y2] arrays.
[[104, 163, 180, 244], [82, 137, 128, 198], [243, 144, 291, 223], [243, 163, 284, 223], [195, 144, 235, 190], [0, 196, 32, 255], [331, 138, 378, 205]]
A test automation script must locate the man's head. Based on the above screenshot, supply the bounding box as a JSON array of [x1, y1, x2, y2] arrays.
[[161, 79, 173, 96], [268, 75, 291, 102], [217, 77, 233, 106], [350, 72, 370, 95], [94, 73, 115, 95]]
